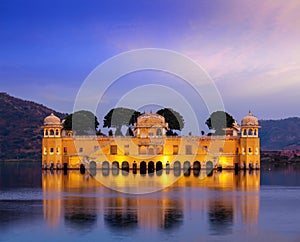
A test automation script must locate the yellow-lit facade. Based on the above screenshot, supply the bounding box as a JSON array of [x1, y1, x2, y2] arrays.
[[42, 112, 260, 170]]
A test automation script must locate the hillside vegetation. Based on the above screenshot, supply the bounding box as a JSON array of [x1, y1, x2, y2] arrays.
[[0, 93, 65, 160]]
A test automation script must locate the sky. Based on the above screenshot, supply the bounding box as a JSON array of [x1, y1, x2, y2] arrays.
[[1, 0, 300, 132]]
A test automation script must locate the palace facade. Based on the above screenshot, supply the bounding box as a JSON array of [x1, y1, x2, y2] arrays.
[[42, 111, 260, 170]]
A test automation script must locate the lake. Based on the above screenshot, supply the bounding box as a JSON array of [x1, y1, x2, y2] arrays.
[[0, 161, 300, 242]]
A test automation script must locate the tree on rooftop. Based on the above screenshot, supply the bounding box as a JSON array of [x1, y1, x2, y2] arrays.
[[63, 110, 99, 135], [103, 107, 141, 136], [156, 108, 184, 135], [205, 111, 235, 135]]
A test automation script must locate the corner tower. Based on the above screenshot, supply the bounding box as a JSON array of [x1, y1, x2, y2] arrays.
[[239, 111, 261, 169], [42, 113, 63, 169]]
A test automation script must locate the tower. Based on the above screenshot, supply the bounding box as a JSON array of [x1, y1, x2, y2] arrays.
[[42, 113, 63, 169], [239, 111, 261, 169]]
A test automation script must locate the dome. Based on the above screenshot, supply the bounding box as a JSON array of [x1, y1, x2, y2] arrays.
[[44, 113, 61, 126], [136, 113, 166, 127], [241, 111, 259, 126]]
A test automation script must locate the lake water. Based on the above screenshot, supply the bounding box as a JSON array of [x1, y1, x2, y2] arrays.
[[0, 161, 300, 242]]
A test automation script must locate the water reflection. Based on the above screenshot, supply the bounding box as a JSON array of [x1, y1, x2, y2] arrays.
[[42, 169, 260, 235]]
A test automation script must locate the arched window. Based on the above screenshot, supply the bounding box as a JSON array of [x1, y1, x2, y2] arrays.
[[45, 130, 48, 136], [148, 146, 154, 155], [55, 129, 59, 136], [254, 129, 257, 136], [122, 161, 129, 171], [243, 129, 247, 136], [174, 161, 181, 170], [156, 128, 162, 137], [248, 129, 253, 135], [112, 161, 119, 169], [50, 129, 54, 136]]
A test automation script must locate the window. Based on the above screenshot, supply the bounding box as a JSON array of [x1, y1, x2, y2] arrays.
[[50, 147, 54, 153], [156, 145, 163, 155], [156, 129, 162, 136], [79, 147, 83, 153], [248, 129, 253, 135], [148, 146, 154, 155], [248, 147, 252, 153], [243, 129, 247, 136], [110, 145, 117, 155], [55, 129, 59, 136], [173, 145, 178, 155], [45, 130, 48, 136], [186, 145, 192, 155], [50, 129, 54, 136], [139, 145, 147, 155], [236, 147, 239, 154], [124, 144, 129, 155], [148, 132, 154, 137], [56, 147, 60, 154], [63, 147, 67, 154]]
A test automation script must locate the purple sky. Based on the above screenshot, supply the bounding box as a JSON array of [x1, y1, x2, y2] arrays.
[[1, 0, 300, 130]]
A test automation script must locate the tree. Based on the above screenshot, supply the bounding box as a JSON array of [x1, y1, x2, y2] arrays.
[[156, 108, 184, 133], [126, 127, 134, 136], [205, 111, 235, 135], [103, 107, 141, 136], [63, 110, 99, 135]]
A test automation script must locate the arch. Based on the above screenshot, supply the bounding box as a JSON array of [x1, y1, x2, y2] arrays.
[[80, 164, 85, 174], [183, 161, 191, 171], [243, 129, 247, 136], [45, 130, 48, 136], [90, 161, 97, 170], [156, 128, 162, 136], [206, 161, 213, 171], [254, 129, 257, 136], [183, 161, 191, 176], [102, 161, 110, 170], [193, 161, 201, 170], [174, 161, 181, 177], [121, 161, 129, 171], [50, 129, 55, 136], [248, 129, 253, 135], [55, 129, 59, 136], [174, 161, 181, 170], [148, 161, 154, 173], [140, 161, 146, 174], [148, 146, 154, 155], [156, 161, 163, 171], [112, 161, 119, 169]]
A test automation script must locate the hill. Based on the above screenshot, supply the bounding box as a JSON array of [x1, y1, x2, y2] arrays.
[[0, 92, 300, 160], [0, 93, 65, 160], [260, 118, 300, 150]]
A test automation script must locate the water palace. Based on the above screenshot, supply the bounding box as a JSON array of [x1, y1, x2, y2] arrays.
[[42, 111, 260, 171]]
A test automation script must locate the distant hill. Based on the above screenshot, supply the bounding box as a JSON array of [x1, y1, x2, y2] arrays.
[[0, 93, 65, 160], [260, 118, 300, 150], [0, 92, 299, 160]]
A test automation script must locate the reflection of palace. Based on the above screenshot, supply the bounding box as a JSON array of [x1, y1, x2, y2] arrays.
[[42, 112, 260, 170], [42, 171, 260, 231]]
